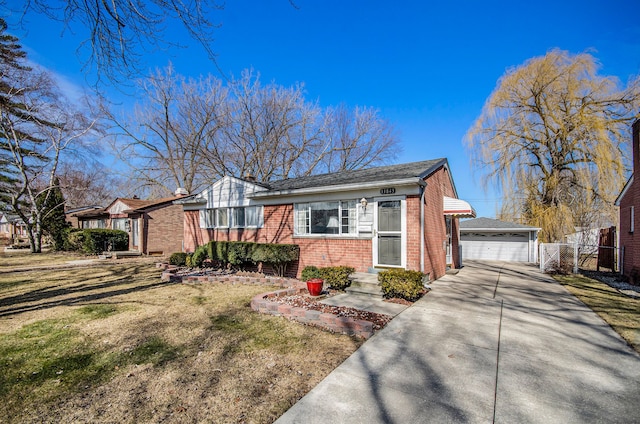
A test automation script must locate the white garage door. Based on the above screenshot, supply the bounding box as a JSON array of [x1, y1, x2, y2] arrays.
[[461, 232, 531, 262]]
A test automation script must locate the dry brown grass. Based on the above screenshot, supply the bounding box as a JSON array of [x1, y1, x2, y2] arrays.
[[0, 253, 362, 423], [554, 274, 640, 354], [0, 249, 89, 270]]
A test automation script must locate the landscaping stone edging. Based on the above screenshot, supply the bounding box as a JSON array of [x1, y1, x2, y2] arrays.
[[250, 289, 374, 339], [158, 263, 374, 339]]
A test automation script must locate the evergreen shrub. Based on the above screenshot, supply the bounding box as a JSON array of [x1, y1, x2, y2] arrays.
[[379, 269, 425, 301], [169, 252, 188, 266], [65, 229, 128, 255], [301, 265, 322, 282], [320, 266, 355, 290]]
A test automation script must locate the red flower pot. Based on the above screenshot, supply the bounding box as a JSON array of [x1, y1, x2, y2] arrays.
[[306, 278, 324, 296]]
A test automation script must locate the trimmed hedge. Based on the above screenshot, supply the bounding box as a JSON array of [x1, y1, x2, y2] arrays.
[[65, 228, 129, 255], [320, 266, 355, 290], [189, 241, 300, 276], [379, 269, 425, 301]]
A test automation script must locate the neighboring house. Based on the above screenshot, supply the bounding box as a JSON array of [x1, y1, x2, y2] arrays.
[[0, 213, 28, 241], [615, 119, 640, 281], [71, 191, 188, 255], [177, 159, 476, 280], [460, 217, 540, 263], [565, 227, 606, 254], [65, 206, 103, 229]]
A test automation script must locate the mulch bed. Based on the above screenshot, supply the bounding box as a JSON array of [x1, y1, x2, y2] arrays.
[[272, 294, 392, 331]]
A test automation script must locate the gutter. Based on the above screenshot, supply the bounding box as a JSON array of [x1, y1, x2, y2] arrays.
[[420, 182, 427, 274]]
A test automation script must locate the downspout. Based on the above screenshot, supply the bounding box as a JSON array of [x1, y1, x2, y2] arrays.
[[420, 182, 427, 274]]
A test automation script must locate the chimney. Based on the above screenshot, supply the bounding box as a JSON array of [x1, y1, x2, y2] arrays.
[[244, 173, 256, 182], [174, 187, 189, 197]]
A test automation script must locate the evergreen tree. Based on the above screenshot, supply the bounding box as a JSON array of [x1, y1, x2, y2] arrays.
[[0, 17, 31, 205], [37, 177, 68, 250], [1, 21, 98, 253]]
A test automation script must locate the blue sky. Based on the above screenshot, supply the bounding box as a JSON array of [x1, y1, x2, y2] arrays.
[[7, 0, 640, 218]]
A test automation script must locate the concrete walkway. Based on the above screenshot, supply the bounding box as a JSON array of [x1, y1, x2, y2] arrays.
[[275, 261, 640, 423]]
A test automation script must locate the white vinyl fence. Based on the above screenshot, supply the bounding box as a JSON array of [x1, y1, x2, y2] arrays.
[[539, 243, 578, 274]]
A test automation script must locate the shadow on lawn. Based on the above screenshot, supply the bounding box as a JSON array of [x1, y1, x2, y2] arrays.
[[0, 266, 177, 318]]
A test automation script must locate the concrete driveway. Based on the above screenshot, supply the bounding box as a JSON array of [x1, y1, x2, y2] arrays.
[[275, 261, 640, 423]]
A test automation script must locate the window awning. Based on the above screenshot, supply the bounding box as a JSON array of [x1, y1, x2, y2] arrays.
[[443, 196, 476, 218]]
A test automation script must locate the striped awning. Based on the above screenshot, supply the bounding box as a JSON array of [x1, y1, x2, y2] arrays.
[[443, 196, 476, 218]]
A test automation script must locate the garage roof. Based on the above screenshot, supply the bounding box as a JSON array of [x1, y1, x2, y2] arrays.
[[460, 217, 540, 231]]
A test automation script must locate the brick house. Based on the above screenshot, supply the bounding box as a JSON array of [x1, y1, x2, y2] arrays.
[[616, 119, 640, 281], [71, 192, 187, 255], [0, 212, 28, 243], [178, 159, 475, 280]]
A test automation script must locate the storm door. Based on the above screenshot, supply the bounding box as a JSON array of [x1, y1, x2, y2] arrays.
[[374, 200, 403, 267]]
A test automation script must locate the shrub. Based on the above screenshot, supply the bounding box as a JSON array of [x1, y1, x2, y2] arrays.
[[169, 252, 188, 266], [64, 228, 84, 252], [191, 244, 209, 268], [379, 269, 425, 301], [228, 242, 252, 266], [182, 241, 299, 276], [250, 243, 300, 276], [301, 266, 322, 282], [64, 229, 128, 255], [320, 266, 355, 290], [185, 254, 194, 268], [206, 241, 217, 262]]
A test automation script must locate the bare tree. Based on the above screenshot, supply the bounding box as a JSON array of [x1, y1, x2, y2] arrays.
[[1, 69, 98, 252], [318, 104, 400, 173], [57, 161, 124, 208], [218, 71, 400, 181], [107, 64, 228, 195], [110, 67, 401, 194], [12, 0, 224, 86], [217, 69, 324, 181], [466, 49, 640, 242]]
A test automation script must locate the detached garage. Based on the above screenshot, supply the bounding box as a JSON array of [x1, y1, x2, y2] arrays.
[[460, 217, 540, 263]]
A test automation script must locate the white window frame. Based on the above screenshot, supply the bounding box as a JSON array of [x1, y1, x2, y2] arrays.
[[111, 218, 127, 231], [203, 206, 263, 229], [294, 200, 357, 236], [215, 208, 229, 228]]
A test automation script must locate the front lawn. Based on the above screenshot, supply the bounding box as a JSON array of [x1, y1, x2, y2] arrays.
[[0, 249, 89, 270], [554, 274, 640, 354], [0, 257, 362, 423]]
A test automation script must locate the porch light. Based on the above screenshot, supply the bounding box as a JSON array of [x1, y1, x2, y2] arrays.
[[360, 197, 368, 210]]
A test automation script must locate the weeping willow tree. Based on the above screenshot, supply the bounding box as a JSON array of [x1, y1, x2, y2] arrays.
[[466, 49, 640, 242]]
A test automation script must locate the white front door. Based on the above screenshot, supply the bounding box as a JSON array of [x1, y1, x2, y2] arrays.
[[373, 198, 405, 267]]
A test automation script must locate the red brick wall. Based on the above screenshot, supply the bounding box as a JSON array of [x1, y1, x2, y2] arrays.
[[294, 238, 372, 273], [143, 203, 185, 255], [620, 120, 640, 281], [419, 166, 458, 280]]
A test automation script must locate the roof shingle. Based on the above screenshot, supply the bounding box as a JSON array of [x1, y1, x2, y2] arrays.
[[261, 158, 447, 191]]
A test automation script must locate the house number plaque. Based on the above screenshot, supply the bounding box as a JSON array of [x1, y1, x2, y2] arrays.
[[380, 188, 396, 195]]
